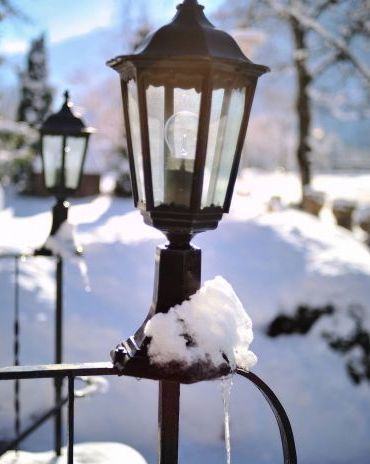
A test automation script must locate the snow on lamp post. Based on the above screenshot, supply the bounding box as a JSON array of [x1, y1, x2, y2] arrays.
[[39, 90, 94, 241], [108, 1, 269, 463]]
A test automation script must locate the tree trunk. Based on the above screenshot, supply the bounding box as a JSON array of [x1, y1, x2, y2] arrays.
[[290, 17, 312, 201]]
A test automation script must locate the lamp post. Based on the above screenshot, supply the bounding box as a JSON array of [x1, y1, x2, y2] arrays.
[[35, 90, 94, 456], [108, 0, 269, 462], [38, 90, 94, 245]]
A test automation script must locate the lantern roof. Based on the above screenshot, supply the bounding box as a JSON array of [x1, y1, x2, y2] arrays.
[[41, 91, 95, 136], [108, 0, 269, 76]]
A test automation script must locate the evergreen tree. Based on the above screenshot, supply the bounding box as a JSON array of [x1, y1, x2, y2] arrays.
[[17, 34, 53, 128]]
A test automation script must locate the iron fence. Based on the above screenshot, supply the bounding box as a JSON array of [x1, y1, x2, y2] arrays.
[[0, 252, 64, 455], [0, 362, 296, 463], [0, 253, 296, 463]]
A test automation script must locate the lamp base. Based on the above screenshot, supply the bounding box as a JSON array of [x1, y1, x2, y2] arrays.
[[140, 205, 224, 237], [110, 242, 231, 383], [111, 341, 231, 384]]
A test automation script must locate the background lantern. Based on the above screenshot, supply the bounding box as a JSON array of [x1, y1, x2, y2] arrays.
[[40, 90, 94, 199], [36, 90, 95, 250], [108, 0, 269, 243]]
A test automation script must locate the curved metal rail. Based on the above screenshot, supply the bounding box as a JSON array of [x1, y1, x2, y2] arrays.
[[237, 368, 297, 464], [0, 364, 297, 462]]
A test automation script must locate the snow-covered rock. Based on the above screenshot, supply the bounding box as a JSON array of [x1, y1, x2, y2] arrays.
[[0, 442, 147, 464]]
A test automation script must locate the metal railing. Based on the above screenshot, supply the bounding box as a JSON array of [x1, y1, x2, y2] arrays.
[[0, 362, 297, 463], [0, 252, 65, 455], [0, 252, 296, 463]]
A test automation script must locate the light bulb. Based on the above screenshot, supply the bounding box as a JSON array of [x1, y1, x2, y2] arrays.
[[164, 110, 198, 160]]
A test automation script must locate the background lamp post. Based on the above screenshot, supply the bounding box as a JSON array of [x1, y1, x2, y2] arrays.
[[107, 1, 291, 464], [35, 90, 94, 456], [38, 90, 95, 242]]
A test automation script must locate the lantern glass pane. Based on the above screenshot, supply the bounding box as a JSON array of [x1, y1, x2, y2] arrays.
[[146, 85, 165, 206], [201, 85, 246, 208], [64, 136, 86, 190], [128, 79, 146, 203], [147, 81, 201, 207], [42, 135, 63, 188]]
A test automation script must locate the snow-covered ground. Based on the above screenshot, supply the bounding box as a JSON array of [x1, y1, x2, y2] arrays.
[[0, 169, 370, 464]]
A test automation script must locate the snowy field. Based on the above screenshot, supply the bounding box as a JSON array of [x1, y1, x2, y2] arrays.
[[1, 169, 370, 463]]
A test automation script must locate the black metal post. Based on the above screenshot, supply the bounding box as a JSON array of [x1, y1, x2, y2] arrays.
[[67, 376, 75, 464], [151, 242, 201, 464], [158, 380, 180, 463], [13, 257, 21, 447], [34, 199, 69, 257], [32, 198, 69, 455], [54, 256, 63, 456], [51, 199, 69, 236]]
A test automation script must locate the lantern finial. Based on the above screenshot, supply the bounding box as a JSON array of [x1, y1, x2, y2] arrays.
[[63, 90, 70, 108], [177, 0, 204, 12]]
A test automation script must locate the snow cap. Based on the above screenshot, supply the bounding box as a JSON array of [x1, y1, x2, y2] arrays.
[[144, 276, 257, 374]]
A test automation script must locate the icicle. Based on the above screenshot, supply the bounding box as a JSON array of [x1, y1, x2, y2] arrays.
[[78, 258, 91, 293], [44, 222, 92, 292], [221, 376, 233, 464]]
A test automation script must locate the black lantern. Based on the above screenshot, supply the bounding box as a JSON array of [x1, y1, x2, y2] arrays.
[[36, 91, 94, 253], [108, 5, 285, 461], [109, 0, 269, 380], [108, 0, 268, 245], [40, 90, 94, 199]]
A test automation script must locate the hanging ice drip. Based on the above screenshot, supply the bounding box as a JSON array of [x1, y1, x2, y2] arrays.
[[164, 110, 198, 206]]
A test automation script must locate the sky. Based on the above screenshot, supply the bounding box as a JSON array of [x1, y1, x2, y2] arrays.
[[0, 0, 224, 55]]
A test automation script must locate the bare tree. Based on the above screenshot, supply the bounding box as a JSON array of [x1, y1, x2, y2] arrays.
[[217, 0, 370, 199]]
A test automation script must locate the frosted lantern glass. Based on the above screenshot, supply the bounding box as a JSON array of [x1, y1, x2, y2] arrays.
[[164, 88, 200, 207], [201, 87, 246, 208], [65, 136, 86, 189], [147, 85, 165, 206], [201, 89, 224, 207], [42, 135, 63, 188], [128, 79, 146, 203]]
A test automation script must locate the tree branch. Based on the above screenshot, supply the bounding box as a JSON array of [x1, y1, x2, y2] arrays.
[[310, 87, 370, 120], [264, 0, 370, 84], [311, 50, 340, 76]]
